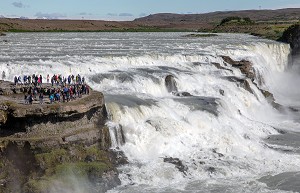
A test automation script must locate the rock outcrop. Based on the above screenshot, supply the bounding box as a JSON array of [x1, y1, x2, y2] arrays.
[[165, 75, 178, 93], [221, 56, 282, 109], [278, 24, 300, 55], [0, 81, 121, 193], [221, 56, 255, 79]]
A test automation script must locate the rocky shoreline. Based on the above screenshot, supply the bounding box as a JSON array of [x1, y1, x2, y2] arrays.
[[0, 80, 122, 193]]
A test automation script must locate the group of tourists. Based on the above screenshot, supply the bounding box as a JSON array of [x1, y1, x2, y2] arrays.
[[13, 74, 90, 105], [14, 74, 85, 86]]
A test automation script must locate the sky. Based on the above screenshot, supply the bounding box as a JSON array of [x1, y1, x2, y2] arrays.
[[1, 0, 300, 21]]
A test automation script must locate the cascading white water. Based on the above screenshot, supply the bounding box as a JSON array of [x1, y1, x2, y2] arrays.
[[1, 32, 300, 192]]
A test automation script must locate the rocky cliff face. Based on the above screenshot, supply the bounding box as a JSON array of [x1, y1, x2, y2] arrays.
[[0, 81, 121, 193], [278, 24, 300, 56]]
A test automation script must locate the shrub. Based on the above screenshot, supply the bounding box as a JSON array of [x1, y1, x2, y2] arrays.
[[220, 16, 254, 25], [220, 17, 241, 25]]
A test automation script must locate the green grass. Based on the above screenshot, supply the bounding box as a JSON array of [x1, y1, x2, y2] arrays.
[[55, 162, 110, 177]]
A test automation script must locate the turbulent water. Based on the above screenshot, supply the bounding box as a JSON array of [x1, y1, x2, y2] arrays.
[[1, 32, 300, 192]]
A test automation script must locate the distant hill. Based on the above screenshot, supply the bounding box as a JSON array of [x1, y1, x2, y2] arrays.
[[135, 8, 300, 23], [133, 8, 300, 40]]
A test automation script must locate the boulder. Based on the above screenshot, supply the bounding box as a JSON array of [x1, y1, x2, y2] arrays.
[[165, 75, 178, 93], [219, 89, 225, 96], [174, 91, 192, 97], [163, 157, 188, 174]]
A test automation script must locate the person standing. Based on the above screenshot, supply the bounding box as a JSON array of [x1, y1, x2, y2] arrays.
[[28, 75, 31, 85], [39, 93, 44, 104], [1, 71, 5, 80], [28, 94, 33, 104], [14, 76, 18, 85], [40, 75, 43, 85]]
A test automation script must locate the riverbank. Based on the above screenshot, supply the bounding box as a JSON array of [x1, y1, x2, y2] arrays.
[[0, 80, 122, 193]]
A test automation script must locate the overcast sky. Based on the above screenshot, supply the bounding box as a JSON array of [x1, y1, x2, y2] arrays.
[[1, 0, 300, 20]]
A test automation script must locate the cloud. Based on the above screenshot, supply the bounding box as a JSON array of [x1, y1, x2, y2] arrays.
[[12, 2, 26, 8], [35, 12, 67, 19], [107, 13, 118, 16], [119, 13, 134, 17]]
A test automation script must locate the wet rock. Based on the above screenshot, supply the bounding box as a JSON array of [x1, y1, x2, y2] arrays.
[[85, 155, 96, 162], [243, 134, 251, 139], [224, 76, 245, 83], [0, 33, 6, 36], [223, 76, 253, 94], [261, 89, 275, 101], [211, 62, 233, 72], [90, 170, 121, 193], [274, 128, 287, 134], [192, 62, 202, 66], [110, 124, 125, 146], [109, 149, 129, 166], [174, 91, 193, 97], [165, 75, 178, 93], [221, 56, 255, 79], [243, 79, 253, 94], [174, 96, 219, 116], [163, 157, 188, 174], [289, 106, 299, 112], [212, 149, 224, 157], [219, 89, 225, 96], [206, 166, 216, 174]]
